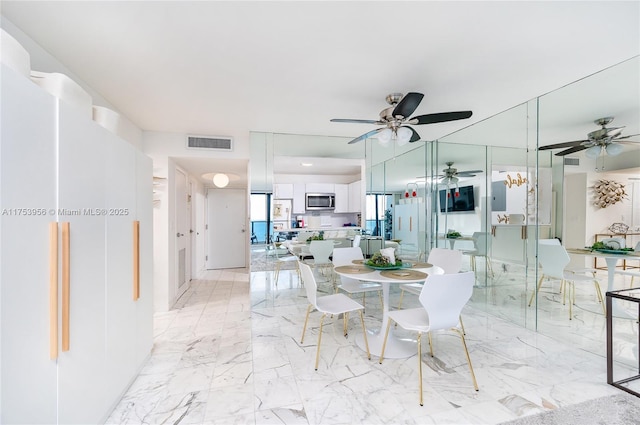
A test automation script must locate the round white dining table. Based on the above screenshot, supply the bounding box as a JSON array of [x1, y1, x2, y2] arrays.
[[334, 263, 444, 358]]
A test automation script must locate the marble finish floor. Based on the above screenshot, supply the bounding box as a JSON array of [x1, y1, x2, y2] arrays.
[[107, 265, 638, 424]]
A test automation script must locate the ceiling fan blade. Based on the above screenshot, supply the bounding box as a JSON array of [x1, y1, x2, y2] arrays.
[[555, 145, 588, 156], [347, 128, 383, 144], [331, 118, 382, 124], [392, 92, 424, 119], [411, 111, 473, 125], [457, 170, 484, 175], [538, 140, 588, 150], [613, 133, 640, 141], [408, 126, 421, 143]]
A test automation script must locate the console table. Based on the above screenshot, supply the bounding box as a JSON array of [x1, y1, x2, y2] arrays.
[[595, 233, 640, 270]]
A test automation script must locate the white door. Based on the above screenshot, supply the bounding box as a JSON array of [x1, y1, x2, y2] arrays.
[[175, 168, 189, 298], [207, 188, 247, 269]]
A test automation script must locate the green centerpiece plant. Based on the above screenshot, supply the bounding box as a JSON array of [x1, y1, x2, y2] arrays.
[[446, 230, 461, 239]]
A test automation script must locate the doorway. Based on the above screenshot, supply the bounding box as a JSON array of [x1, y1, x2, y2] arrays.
[[175, 168, 190, 299], [207, 188, 247, 269]]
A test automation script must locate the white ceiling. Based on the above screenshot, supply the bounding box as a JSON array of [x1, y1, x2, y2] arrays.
[[2, 1, 639, 182]]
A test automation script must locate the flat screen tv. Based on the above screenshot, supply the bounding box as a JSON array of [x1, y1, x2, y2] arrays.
[[439, 185, 475, 212]]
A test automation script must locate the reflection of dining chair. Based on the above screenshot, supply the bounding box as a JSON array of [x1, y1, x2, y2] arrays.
[[352, 234, 361, 248], [397, 248, 462, 309], [271, 242, 300, 286], [303, 240, 335, 278], [528, 244, 604, 319], [461, 232, 494, 278], [379, 272, 478, 406], [332, 247, 383, 308], [299, 262, 371, 370]]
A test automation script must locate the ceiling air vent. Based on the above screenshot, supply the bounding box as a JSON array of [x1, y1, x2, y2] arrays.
[[564, 157, 579, 166], [187, 135, 233, 151]]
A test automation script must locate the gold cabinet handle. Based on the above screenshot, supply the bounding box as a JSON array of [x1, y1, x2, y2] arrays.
[[49, 222, 58, 359], [410, 217, 413, 232], [398, 217, 402, 231], [133, 221, 140, 301], [61, 222, 70, 352]]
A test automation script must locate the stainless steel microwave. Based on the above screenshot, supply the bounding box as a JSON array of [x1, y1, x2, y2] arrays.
[[306, 193, 335, 210]]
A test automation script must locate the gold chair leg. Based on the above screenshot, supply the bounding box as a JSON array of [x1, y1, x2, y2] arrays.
[[528, 274, 545, 307], [562, 279, 567, 305], [398, 289, 405, 309], [452, 328, 479, 391], [568, 282, 573, 320], [459, 315, 466, 336], [595, 281, 606, 315], [358, 310, 371, 360], [427, 332, 434, 357], [487, 256, 494, 277], [343, 312, 348, 337], [274, 262, 281, 286], [315, 313, 326, 370], [418, 332, 424, 406], [379, 319, 393, 364], [378, 290, 383, 309], [301, 304, 312, 343]]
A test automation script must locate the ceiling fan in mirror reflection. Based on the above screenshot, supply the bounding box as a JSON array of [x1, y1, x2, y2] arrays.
[[538, 117, 639, 158]]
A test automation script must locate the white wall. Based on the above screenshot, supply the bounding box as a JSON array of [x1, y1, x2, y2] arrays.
[[1, 17, 143, 149]]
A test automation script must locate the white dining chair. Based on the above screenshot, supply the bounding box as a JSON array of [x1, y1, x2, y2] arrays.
[[352, 234, 362, 248], [271, 242, 300, 286], [461, 232, 494, 278], [528, 243, 605, 319], [397, 247, 462, 309], [303, 240, 335, 279], [299, 262, 371, 370], [379, 271, 479, 406], [332, 246, 383, 308]]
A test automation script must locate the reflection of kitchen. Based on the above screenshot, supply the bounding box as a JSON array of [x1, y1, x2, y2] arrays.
[[271, 180, 363, 233]]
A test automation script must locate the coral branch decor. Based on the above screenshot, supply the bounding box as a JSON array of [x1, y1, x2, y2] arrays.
[[592, 180, 627, 208]]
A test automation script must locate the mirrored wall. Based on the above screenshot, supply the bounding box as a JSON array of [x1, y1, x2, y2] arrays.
[[250, 55, 640, 362]]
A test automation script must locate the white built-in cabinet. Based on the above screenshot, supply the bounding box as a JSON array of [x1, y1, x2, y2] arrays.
[[0, 65, 153, 424], [305, 183, 335, 193], [348, 180, 362, 213], [292, 183, 306, 214], [334, 184, 349, 212], [273, 183, 293, 199], [335, 181, 362, 213], [394, 203, 423, 247]]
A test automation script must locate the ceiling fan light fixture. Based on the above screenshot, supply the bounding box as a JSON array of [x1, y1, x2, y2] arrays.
[[213, 173, 229, 188], [396, 127, 412, 146], [605, 143, 624, 156], [585, 145, 602, 159], [377, 128, 392, 146]]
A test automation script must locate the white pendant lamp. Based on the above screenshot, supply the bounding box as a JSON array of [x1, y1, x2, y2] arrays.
[[212, 173, 229, 188]]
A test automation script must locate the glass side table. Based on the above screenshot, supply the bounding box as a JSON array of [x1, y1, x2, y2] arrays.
[[606, 288, 640, 397]]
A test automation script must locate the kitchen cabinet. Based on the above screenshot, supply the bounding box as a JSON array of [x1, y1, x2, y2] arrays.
[[0, 65, 153, 424], [273, 183, 293, 199], [334, 184, 349, 213], [305, 183, 335, 194], [293, 183, 306, 214], [349, 180, 362, 212]]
